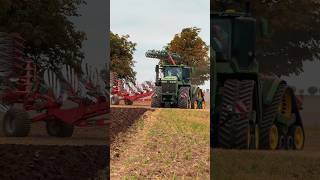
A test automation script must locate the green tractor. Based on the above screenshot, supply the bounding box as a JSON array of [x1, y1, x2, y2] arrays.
[[211, 6, 305, 150], [146, 50, 205, 109]]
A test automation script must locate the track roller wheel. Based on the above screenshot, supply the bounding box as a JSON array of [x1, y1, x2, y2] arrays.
[[178, 87, 191, 109], [3, 107, 31, 137], [290, 125, 304, 150], [268, 124, 280, 150], [46, 120, 74, 137], [193, 101, 198, 109]]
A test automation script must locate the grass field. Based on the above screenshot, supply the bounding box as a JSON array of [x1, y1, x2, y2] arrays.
[[111, 108, 210, 179]]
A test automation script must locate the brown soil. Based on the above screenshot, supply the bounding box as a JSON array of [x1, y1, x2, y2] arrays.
[[0, 104, 151, 179], [0, 114, 109, 179], [0, 144, 108, 180], [109, 106, 152, 143]]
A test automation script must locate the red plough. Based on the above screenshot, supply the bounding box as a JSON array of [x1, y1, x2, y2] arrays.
[[110, 72, 154, 105], [0, 33, 109, 137]]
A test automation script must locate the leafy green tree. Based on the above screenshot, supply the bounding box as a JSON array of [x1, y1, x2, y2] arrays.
[[110, 32, 137, 82], [0, 0, 86, 71], [211, 0, 320, 76], [166, 27, 209, 85]]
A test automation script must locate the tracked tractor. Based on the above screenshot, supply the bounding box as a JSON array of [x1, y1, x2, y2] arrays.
[[146, 50, 205, 109], [211, 7, 305, 150]]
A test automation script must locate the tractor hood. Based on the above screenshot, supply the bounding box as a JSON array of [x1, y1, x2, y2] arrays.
[[162, 76, 178, 82]]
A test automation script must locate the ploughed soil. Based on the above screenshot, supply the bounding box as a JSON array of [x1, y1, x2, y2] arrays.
[[0, 144, 108, 180], [0, 103, 151, 179], [0, 114, 109, 179], [109, 105, 151, 143]]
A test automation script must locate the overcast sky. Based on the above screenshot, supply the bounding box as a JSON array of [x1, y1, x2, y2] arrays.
[[71, 1, 108, 71], [111, 0, 210, 89], [283, 61, 320, 91]]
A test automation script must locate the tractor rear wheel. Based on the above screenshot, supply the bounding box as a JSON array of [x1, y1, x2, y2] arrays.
[[3, 107, 31, 137], [46, 120, 74, 137], [151, 87, 162, 108], [178, 87, 191, 109], [217, 79, 255, 149], [111, 95, 120, 105]]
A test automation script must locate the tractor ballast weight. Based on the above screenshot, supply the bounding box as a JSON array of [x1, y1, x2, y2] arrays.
[[211, 7, 305, 150], [0, 32, 109, 137], [146, 50, 206, 109]]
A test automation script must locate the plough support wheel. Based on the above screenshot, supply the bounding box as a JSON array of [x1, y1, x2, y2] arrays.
[[3, 108, 31, 137], [46, 120, 74, 137]]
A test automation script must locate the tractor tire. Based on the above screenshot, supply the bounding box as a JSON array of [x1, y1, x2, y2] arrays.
[[259, 84, 286, 149], [151, 87, 162, 108], [178, 87, 191, 109], [217, 79, 255, 149], [111, 95, 120, 105], [46, 120, 74, 137], [3, 108, 31, 137]]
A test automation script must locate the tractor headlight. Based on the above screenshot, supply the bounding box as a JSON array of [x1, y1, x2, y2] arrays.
[[169, 81, 176, 84]]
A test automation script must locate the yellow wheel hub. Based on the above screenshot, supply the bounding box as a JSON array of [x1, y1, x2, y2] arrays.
[[269, 125, 279, 150], [194, 101, 198, 109], [294, 126, 304, 150], [279, 90, 292, 119], [202, 101, 206, 109]]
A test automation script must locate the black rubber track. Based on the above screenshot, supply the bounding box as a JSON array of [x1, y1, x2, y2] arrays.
[[259, 83, 287, 149], [151, 86, 162, 108], [217, 79, 255, 149]]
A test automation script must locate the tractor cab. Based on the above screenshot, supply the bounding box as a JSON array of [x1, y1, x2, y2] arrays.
[[156, 64, 192, 86], [211, 10, 257, 71]]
